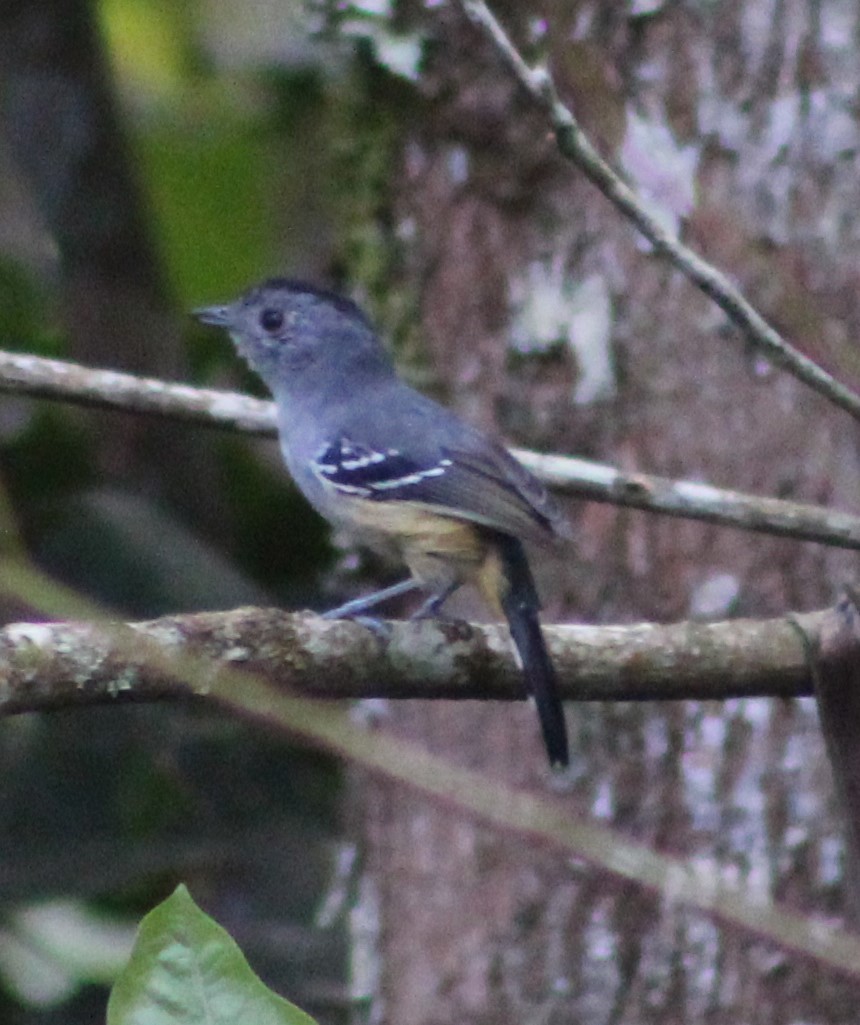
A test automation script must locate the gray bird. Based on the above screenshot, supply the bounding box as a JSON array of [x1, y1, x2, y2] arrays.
[[195, 279, 570, 767]]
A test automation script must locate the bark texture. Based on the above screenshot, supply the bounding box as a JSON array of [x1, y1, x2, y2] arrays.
[[360, 2, 860, 1022], [0, 605, 845, 712]]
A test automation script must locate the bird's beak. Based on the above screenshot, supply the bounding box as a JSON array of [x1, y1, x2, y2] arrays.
[[192, 304, 232, 328]]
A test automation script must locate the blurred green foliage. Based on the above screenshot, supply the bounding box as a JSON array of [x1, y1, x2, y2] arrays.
[[140, 124, 278, 319], [0, 260, 61, 355], [0, 0, 428, 1021]]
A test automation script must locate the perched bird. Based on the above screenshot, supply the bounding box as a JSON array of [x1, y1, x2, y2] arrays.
[[195, 279, 570, 767]]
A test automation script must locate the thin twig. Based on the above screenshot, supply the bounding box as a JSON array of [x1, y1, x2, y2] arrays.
[[0, 349, 275, 432], [516, 450, 860, 552], [1, 348, 859, 551], [455, 0, 860, 424]]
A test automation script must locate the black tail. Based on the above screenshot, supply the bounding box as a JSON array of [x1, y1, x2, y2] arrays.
[[496, 535, 569, 768]]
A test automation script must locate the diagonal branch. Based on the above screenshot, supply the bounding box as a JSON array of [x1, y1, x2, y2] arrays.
[[455, 0, 860, 424], [1, 349, 860, 551]]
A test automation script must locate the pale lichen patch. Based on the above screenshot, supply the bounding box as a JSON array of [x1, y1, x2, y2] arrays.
[[223, 646, 251, 662], [107, 667, 139, 696], [5, 623, 55, 648]]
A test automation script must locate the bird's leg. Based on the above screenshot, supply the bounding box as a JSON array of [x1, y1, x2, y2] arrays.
[[323, 582, 420, 619], [410, 580, 460, 621]]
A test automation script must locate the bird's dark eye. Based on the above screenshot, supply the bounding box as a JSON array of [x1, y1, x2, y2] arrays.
[[259, 308, 284, 333]]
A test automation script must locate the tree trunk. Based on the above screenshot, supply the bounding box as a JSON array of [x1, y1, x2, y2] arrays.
[[359, 2, 860, 1021]]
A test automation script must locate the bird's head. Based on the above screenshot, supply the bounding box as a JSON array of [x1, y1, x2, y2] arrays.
[[194, 278, 393, 399]]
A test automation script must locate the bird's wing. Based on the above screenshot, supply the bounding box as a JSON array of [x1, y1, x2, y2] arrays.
[[310, 432, 569, 547]]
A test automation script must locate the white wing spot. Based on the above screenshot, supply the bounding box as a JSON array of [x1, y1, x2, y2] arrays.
[[341, 450, 387, 470], [369, 463, 449, 490]]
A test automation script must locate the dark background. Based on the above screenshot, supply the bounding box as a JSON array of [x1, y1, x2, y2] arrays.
[[0, 1, 859, 1022]]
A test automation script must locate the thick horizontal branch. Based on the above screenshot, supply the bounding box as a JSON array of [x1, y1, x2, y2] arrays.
[[1, 349, 860, 552], [456, 0, 860, 425], [5, 605, 852, 975], [0, 602, 852, 714]]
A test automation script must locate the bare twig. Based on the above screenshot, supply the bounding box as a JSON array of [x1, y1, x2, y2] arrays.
[[517, 450, 860, 552], [455, 0, 860, 425], [0, 603, 850, 713], [0, 350, 276, 432], [1, 349, 859, 552]]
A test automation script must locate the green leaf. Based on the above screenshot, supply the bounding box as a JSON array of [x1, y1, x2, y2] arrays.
[[107, 885, 318, 1025]]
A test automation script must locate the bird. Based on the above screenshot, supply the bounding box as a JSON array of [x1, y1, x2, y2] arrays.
[[195, 278, 570, 767]]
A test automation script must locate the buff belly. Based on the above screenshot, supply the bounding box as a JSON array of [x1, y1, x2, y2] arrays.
[[337, 495, 506, 610]]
